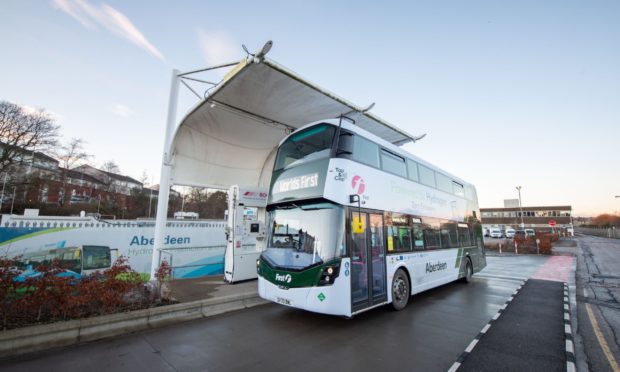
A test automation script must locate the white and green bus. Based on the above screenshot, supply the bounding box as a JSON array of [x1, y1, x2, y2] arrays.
[[257, 118, 486, 317]]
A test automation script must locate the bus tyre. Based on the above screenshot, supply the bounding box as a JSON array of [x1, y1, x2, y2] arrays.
[[462, 259, 473, 283], [391, 269, 410, 311]]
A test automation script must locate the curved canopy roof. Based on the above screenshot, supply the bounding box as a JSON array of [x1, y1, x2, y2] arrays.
[[170, 57, 418, 189]]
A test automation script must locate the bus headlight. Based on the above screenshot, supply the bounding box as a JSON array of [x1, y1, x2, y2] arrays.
[[318, 263, 340, 286]]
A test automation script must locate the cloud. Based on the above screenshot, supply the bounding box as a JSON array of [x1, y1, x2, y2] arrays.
[[112, 103, 134, 117], [52, 0, 165, 61], [197, 30, 239, 66], [13, 102, 64, 122]]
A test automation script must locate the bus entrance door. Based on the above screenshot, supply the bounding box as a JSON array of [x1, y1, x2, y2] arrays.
[[351, 212, 387, 312]]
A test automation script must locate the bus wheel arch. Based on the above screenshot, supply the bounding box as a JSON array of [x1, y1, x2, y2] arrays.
[[391, 267, 411, 311]]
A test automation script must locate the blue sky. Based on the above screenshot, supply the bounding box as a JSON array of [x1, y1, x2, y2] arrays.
[[1, 0, 619, 216]]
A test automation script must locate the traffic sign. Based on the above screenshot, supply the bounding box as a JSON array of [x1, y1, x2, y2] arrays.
[[549, 220, 556, 227]]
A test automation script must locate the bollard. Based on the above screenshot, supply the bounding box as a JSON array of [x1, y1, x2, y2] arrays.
[[515, 242, 518, 255], [536, 238, 540, 255], [499, 242, 502, 254]]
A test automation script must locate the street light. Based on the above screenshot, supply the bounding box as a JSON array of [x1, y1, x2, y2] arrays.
[[516, 186, 525, 230]]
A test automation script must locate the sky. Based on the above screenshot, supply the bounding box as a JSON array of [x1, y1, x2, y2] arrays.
[[1, 0, 619, 216]]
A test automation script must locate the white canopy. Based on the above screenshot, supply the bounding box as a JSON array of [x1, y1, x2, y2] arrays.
[[151, 53, 421, 280], [170, 58, 418, 189]]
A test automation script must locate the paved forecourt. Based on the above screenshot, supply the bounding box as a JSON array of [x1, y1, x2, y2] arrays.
[[1, 254, 575, 372], [452, 253, 575, 372]]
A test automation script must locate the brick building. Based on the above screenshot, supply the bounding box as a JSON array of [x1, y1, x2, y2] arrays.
[[480, 205, 573, 233], [1, 143, 142, 210]]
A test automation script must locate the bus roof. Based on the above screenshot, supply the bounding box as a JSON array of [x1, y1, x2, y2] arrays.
[[170, 57, 421, 189], [298, 119, 475, 190]]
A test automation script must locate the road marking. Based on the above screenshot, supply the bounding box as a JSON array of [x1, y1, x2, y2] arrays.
[[465, 339, 478, 353], [585, 302, 620, 372], [449, 280, 527, 371], [475, 273, 529, 282]]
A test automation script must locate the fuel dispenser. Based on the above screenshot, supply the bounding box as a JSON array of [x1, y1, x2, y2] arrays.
[[224, 185, 268, 283]]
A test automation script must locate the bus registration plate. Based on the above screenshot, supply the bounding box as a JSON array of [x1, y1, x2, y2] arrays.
[[276, 297, 292, 306]]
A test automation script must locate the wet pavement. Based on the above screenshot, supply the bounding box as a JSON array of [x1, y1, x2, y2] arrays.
[[168, 276, 256, 303], [1, 251, 579, 372], [573, 234, 620, 372]]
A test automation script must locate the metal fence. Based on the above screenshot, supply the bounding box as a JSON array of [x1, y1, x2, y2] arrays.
[[575, 227, 619, 239]]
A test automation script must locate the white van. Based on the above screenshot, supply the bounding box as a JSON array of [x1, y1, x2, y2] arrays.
[[490, 228, 502, 238], [505, 228, 516, 238]]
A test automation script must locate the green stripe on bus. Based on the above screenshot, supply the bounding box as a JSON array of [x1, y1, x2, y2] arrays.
[[455, 248, 463, 268]]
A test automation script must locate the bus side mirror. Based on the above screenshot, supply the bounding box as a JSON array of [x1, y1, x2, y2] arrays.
[[337, 132, 353, 156]]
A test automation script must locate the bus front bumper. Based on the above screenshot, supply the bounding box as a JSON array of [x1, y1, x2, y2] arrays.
[[258, 266, 351, 317]]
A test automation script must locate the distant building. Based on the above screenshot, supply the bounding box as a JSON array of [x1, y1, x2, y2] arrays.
[[481, 205, 573, 232], [0, 144, 143, 210], [73, 165, 142, 195]]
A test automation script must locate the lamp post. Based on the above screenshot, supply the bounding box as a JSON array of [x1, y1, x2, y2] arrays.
[[516, 186, 525, 229]]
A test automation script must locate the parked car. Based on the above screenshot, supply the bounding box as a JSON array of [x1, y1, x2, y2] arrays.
[[490, 228, 502, 238], [525, 229, 536, 238], [513, 230, 527, 240], [505, 228, 516, 238]]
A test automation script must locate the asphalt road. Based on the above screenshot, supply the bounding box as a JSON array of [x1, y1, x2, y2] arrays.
[[574, 234, 620, 372], [1, 256, 551, 372]]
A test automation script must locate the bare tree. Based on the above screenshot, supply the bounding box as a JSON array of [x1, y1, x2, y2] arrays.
[[139, 170, 149, 185], [56, 138, 91, 206], [101, 160, 120, 174], [100, 160, 121, 194], [57, 138, 90, 170], [0, 101, 60, 175]]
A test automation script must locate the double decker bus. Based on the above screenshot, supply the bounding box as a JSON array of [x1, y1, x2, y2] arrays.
[[257, 119, 486, 317]]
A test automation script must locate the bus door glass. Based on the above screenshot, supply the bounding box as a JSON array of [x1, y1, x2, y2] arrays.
[[369, 214, 386, 301], [351, 212, 387, 310]]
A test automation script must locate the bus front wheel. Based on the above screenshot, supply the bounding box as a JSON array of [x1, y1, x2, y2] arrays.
[[391, 269, 410, 311]]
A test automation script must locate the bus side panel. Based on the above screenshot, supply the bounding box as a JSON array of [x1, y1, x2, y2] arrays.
[[386, 249, 460, 297]]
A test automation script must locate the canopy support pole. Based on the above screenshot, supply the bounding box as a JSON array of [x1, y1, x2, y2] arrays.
[[150, 69, 180, 280]]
